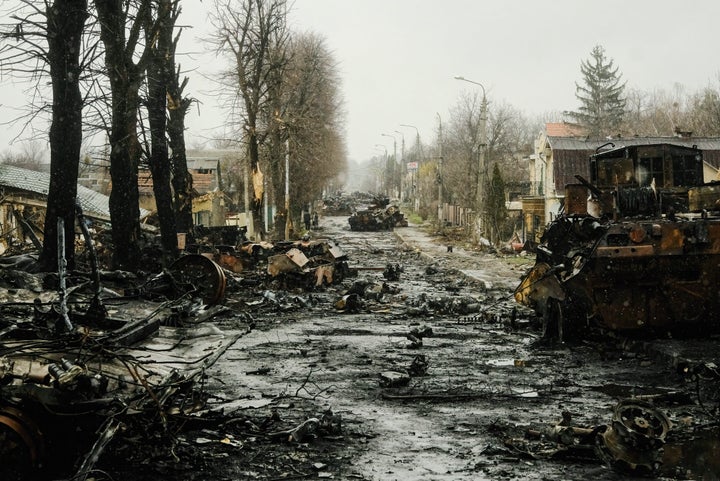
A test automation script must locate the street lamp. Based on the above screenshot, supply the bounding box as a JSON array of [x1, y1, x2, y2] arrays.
[[381, 133, 398, 199], [394, 130, 406, 201], [374, 144, 389, 195], [399, 124, 422, 159], [454, 75, 488, 234]]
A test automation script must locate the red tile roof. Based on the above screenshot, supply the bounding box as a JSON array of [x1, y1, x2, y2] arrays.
[[546, 122, 587, 137]]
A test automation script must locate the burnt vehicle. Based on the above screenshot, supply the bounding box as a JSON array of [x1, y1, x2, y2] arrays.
[[515, 143, 720, 340]]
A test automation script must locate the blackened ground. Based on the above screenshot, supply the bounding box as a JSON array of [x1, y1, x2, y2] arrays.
[[93, 216, 720, 480]]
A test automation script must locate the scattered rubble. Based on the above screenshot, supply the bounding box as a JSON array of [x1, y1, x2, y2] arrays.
[[1, 201, 719, 480]]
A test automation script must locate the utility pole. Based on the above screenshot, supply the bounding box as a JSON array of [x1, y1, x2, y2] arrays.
[[284, 138, 291, 240], [454, 76, 488, 237], [437, 113, 443, 230]]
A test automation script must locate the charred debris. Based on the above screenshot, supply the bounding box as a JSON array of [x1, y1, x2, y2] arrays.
[[0, 208, 356, 480], [516, 142, 720, 341], [331, 192, 408, 231]]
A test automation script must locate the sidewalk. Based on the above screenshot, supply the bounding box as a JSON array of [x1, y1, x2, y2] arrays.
[[392, 222, 527, 291]]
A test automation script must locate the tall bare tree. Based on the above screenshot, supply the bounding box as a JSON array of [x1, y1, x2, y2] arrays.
[[1, 1, 89, 270], [209, 0, 290, 239], [166, 7, 194, 236], [95, 0, 159, 270], [44, 0, 89, 270], [269, 32, 346, 224], [144, 0, 179, 263], [687, 84, 720, 136], [443, 91, 486, 209], [443, 93, 536, 239]]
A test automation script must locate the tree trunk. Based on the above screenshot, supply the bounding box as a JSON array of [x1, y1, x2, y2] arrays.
[[146, 0, 178, 264], [167, 8, 194, 237], [168, 103, 193, 235], [107, 85, 142, 270], [39, 0, 88, 271], [96, 0, 148, 271]]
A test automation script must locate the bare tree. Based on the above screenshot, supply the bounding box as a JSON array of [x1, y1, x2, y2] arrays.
[[95, 0, 159, 270], [443, 93, 536, 237], [0, 141, 47, 170], [686, 82, 720, 136], [621, 86, 681, 136], [144, 0, 179, 263], [443, 91, 485, 209], [1, 1, 89, 270], [209, 0, 290, 239], [166, 5, 194, 236], [269, 32, 346, 224]]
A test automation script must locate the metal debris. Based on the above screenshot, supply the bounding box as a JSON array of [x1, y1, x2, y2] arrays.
[[516, 142, 720, 340], [595, 400, 671, 476], [349, 205, 408, 231]]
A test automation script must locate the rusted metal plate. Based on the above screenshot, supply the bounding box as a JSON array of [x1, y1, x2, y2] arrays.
[[325, 241, 344, 259], [659, 224, 685, 252], [514, 262, 565, 308], [594, 245, 655, 257], [267, 248, 309, 277]]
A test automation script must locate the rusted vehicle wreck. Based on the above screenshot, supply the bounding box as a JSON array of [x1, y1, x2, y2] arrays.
[[516, 143, 720, 340], [0, 242, 239, 480]]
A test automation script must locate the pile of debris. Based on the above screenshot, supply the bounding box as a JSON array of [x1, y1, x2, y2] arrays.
[[0, 251, 244, 480], [320, 191, 355, 215], [348, 194, 408, 232], [0, 201, 360, 479]]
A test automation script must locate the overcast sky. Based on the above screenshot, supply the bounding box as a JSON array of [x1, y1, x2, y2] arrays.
[[2, 0, 720, 163], [182, 0, 720, 162]]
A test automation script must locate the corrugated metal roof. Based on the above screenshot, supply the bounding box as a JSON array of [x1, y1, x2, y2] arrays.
[[548, 136, 720, 154], [547, 137, 615, 151], [548, 136, 720, 171], [0, 164, 148, 220]]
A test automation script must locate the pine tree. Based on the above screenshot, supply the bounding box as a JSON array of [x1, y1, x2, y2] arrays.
[[483, 163, 507, 245], [568, 45, 626, 137]]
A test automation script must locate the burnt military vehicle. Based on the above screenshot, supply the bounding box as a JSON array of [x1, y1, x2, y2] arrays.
[[515, 143, 720, 340]]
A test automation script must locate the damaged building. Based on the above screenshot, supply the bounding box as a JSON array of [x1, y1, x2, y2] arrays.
[[0, 164, 121, 255], [522, 123, 720, 244]]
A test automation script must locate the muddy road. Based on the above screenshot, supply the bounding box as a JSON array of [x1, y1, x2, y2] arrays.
[[99, 216, 719, 480]]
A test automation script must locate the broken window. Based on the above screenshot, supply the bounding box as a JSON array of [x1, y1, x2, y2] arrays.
[[638, 156, 664, 187]]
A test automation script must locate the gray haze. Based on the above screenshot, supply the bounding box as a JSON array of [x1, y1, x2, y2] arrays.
[[2, 0, 719, 164]]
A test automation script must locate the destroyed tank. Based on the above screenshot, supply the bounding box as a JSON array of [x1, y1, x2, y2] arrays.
[[515, 143, 720, 340]]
